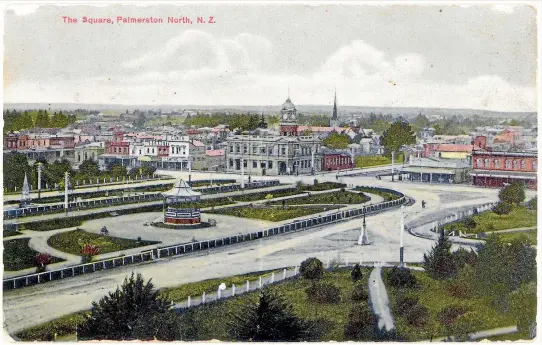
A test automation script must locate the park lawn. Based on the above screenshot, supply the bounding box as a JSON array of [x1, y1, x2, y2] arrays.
[[3, 238, 64, 271], [47, 229, 161, 256], [270, 190, 369, 205], [176, 267, 372, 341], [495, 229, 537, 245], [15, 267, 371, 342], [207, 205, 328, 222], [385, 270, 517, 341], [355, 154, 404, 168], [160, 268, 290, 303], [3, 230, 23, 237], [443, 206, 537, 234], [353, 186, 401, 201], [232, 189, 306, 202]]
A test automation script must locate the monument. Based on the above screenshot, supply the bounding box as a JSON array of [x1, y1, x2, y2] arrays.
[[20, 172, 31, 207], [357, 211, 370, 245]]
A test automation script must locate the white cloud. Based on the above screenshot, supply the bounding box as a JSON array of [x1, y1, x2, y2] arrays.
[[3, 34, 536, 112], [491, 4, 516, 14]]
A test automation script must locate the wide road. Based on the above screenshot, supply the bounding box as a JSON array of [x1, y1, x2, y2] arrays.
[[5, 171, 531, 336]]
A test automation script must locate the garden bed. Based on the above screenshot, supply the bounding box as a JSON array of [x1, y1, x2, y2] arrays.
[[353, 186, 401, 201], [270, 190, 370, 205], [207, 205, 329, 222], [47, 229, 160, 256], [3, 238, 65, 271]]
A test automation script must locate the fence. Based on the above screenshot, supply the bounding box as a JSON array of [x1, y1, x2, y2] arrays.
[[408, 202, 499, 242], [197, 180, 280, 194], [3, 188, 406, 291]]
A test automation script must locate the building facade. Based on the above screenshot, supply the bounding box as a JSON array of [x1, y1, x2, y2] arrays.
[[470, 151, 537, 189]]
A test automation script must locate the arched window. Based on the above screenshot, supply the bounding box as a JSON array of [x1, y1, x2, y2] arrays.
[[513, 160, 519, 169], [494, 159, 500, 168], [521, 160, 526, 169], [505, 160, 511, 169]]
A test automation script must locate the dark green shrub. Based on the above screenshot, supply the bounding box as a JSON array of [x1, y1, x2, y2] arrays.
[[498, 181, 525, 205], [406, 304, 429, 327], [493, 202, 513, 215], [350, 283, 368, 301], [396, 295, 419, 316], [343, 302, 376, 340], [386, 267, 418, 288], [438, 305, 468, 328], [305, 283, 341, 303], [300, 257, 324, 281], [351, 264, 363, 282], [527, 197, 537, 210]]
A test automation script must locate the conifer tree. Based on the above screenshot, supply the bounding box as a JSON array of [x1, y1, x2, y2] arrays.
[[423, 230, 457, 279]]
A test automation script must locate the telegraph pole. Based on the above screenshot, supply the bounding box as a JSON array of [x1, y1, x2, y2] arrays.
[[37, 163, 43, 200], [399, 205, 405, 267], [64, 171, 70, 215], [391, 150, 395, 182], [240, 159, 245, 189]]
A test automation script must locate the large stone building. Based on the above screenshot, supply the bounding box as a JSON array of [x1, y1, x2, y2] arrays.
[[225, 97, 323, 175], [471, 151, 537, 189]]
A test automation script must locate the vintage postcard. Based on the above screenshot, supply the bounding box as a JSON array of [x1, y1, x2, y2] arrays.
[[1, 1, 539, 342]]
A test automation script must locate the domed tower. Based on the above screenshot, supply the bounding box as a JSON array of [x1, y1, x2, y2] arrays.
[[280, 95, 298, 136]]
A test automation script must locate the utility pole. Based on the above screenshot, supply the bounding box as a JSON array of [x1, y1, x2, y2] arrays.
[[64, 171, 70, 215], [399, 205, 405, 267], [37, 162, 43, 200], [391, 150, 395, 182], [240, 159, 245, 189], [188, 157, 192, 183]]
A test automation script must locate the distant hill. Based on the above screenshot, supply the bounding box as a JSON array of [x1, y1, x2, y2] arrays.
[[3, 103, 536, 119]]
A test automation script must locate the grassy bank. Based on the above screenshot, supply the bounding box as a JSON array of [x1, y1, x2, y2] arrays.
[[47, 229, 161, 256], [385, 269, 517, 341], [355, 154, 404, 168], [494, 229, 537, 245], [3, 238, 64, 271], [442, 206, 537, 234]]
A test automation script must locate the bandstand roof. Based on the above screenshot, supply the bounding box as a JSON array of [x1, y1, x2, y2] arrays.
[[162, 180, 202, 198]]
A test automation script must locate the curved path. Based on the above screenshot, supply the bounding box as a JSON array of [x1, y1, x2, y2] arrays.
[[4, 171, 535, 336], [368, 265, 394, 331]]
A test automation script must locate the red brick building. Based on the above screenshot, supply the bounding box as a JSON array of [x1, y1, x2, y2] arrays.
[[322, 150, 353, 171], [105, 131, 130, 155], [471, 151, 537, 189]]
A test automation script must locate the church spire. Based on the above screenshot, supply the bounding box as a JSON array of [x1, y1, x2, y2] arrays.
[[331, 88, 338, 126]]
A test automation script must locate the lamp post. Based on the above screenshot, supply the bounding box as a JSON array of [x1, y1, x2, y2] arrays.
[[64, 171, 70, 215], [399, 205, 405, 267], [391, 150, 396, 182], [37, 162, 43, 200]]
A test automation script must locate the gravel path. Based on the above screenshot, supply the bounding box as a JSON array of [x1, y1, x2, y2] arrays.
[[368, 265, 395, 331]]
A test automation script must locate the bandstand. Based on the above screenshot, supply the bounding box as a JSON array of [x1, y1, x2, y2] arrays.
[[162, 180, 202, 226]]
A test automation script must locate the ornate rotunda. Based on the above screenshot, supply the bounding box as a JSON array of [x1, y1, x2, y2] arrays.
[[161, 180, 202, 225]]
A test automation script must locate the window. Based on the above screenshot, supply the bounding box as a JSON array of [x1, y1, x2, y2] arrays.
[[513, 160, 518, 169], [476, 158, 483, 168], [281, 147, 286, 155], [505, 160, 511, 169], [252, 146, 257, 154], [261, 162, 266, 168], [533, 160, 537, 171], [268, 161, 273, 169], [484, 159, 489, 168], [243, 160, 247, 168], [494, 159, 500, 169], [253, 160, 257, 168], [229, 159, 233, 168], [521, 160, 526, 169], [261, 147, 266, 154], [229, 145, 233, 153], [236, 145, 240, 153], [243, 145, 247, 153]]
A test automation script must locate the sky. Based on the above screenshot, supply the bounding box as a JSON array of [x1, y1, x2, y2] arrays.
[[2, 2, 538, 111]]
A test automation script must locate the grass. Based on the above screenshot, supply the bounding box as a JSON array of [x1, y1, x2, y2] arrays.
[[355, 154, 404, 168], [15, 267, 370, 341], [270, 190, 370, 205], [207, 205, 329, 222], [385, 269, 517, 341], [176, 267, 372, 341], [47, 230, 161, 256], [232, 188, 306, 202], [3, 238, 64, 271], [353, 186, 401, 201], [494, 229, 537, 245], [443, 205, 537, 234], [189, 179, 236, 187]]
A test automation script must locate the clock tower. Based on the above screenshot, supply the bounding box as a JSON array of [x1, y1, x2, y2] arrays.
[[279, 96, 298, 136]]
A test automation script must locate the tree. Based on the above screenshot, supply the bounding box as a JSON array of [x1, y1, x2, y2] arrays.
[[381, 121, 416, 156], [450, 312, 483, 341], [299, 257, 324, 283], [3, 152, 30, 191], [498, 181, 526, 205], [423, 230, 457, 280], [305, 282, 341, 303], [343, 302, 376, 340], [78, 273, 172, 340], [526, 197, 537, 210], [35, 253, 52, 273], [493, 202, 513, 215], [79, 159, 100, 178], [323, 132, 352, 149], [108, 164, 128, 178], [508, 282, 536, 336], [351, 264, 363, 282], [350, 283, 368, 301], [228, 289, 310, 341], [406, 304, 429, 327], [386, 266, 418, 288], [463, 217, 477, 233]]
